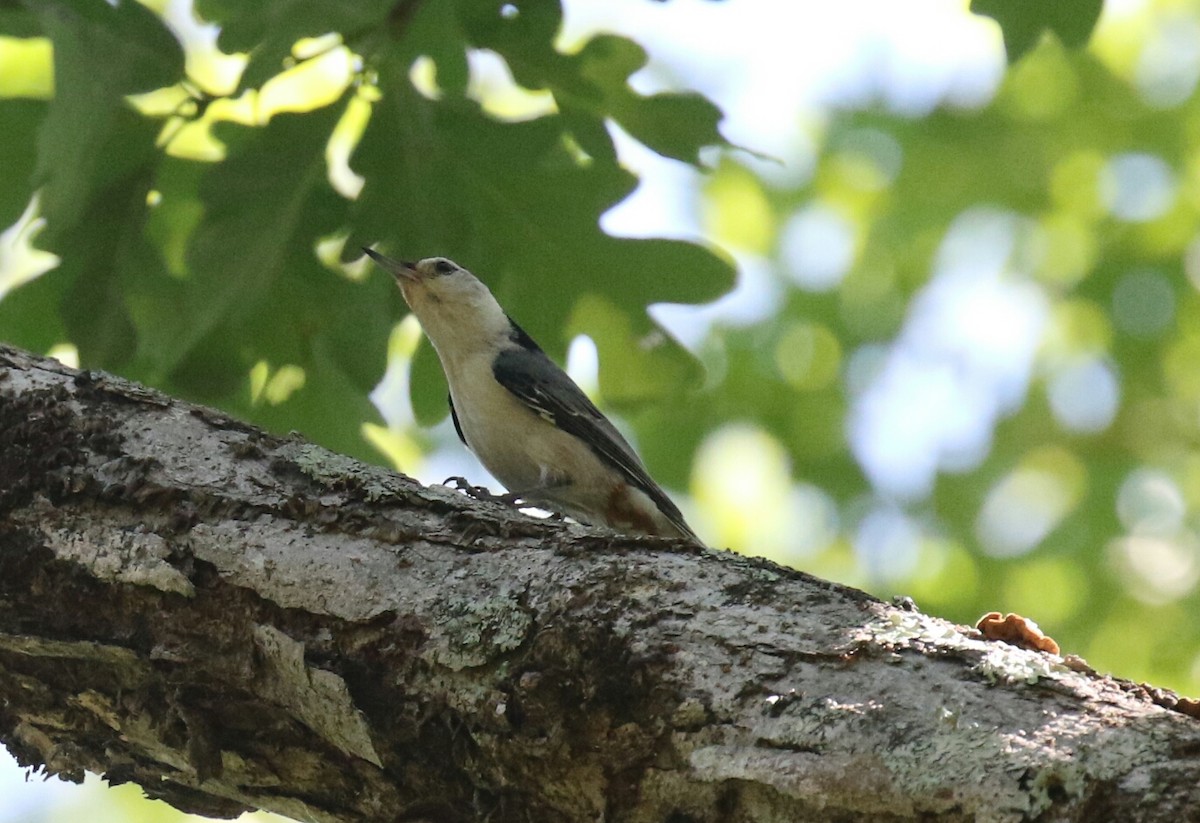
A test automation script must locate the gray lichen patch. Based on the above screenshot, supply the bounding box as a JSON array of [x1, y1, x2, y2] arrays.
[[884, 707, 1180, 821], [253, 624, 382, 767], [424, 593, 533, 671], [864, 609, 981, 652], [279, 442, 407, 503], [878, 716, 1035, 821], [976, 643, 1071, 685], [38, 517, 194, 597]]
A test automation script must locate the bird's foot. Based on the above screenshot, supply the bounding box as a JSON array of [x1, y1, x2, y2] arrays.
[[443, 476, 503, 502], [443, 477, 567, 522]]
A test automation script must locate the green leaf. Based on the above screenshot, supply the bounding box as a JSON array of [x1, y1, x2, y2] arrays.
[[0, 99, 43, 227], [614, 91, 726, 165], [456, 0, 561, 52], [29, 0, 182, 234], [0, 151, 159, 368], [0, 267, 67, 352], [407, 0, 469, 96], [972, 0, 1104, 61], [55, 138, 165, 369], [158, 105, 348, 381], [131, 101, 397, 458], [195, 0, 393, 59], [460, 11, 727, 165], [30, 0, 181, 91], [4, 99, 163, 369], [0, 5, 40, 36]]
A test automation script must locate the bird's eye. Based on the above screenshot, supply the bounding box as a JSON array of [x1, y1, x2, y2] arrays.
[[434, 260, 456, 275]]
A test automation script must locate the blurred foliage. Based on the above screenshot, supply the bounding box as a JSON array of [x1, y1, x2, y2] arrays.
[[684, 1, 1200, 702], [7, 1, 1200, 818]]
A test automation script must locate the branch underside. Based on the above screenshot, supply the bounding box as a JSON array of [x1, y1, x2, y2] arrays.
[[2, 344, 1199, 823]]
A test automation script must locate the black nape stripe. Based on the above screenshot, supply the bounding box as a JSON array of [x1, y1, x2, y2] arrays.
[[506, 316, 545, 354]]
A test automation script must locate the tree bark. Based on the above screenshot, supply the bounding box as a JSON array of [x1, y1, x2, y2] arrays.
[[1, 342, 1198, 823]]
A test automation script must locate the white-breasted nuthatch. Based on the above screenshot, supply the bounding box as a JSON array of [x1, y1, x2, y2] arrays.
[[363, 249, 700, 543]]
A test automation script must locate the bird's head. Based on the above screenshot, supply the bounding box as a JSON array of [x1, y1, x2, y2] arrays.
[[363, 249, 510, 356]]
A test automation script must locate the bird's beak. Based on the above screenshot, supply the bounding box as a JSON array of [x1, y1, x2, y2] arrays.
[[362, 247, 418, 282]]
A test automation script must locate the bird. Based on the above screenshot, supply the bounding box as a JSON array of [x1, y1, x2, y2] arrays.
[[363, 248, 700, 543]]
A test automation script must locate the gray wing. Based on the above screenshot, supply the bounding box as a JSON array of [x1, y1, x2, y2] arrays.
[[492, 346, 692, 536]]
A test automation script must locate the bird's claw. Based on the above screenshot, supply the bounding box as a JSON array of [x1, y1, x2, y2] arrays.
[[442, 478, 566, 521], [443, 476, 495, 501]]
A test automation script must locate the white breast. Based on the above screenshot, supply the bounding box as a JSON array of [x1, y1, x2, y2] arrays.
[[442, 350, 615, 499]]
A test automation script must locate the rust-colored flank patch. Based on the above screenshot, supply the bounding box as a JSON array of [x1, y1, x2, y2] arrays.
[[605, 483, 659, 536]]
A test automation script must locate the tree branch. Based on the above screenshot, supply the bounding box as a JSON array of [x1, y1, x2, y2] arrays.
[[1, 342, 1198, 822]]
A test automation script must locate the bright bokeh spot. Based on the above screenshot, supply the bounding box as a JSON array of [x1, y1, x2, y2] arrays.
[[704, 164, 774, 253], [0, 37, 53, 99], [1108, 534, 1200, 605], [362, 422, 424, 474], [691, 424, 818, 562], [0, 195, 58, 298], [258, 46, 356, 119], [365, 317, 431, 474], [853, 502, 921, 582], [1001, 42, 1078, 121], [902, 539, 980, 613], [787, 483, 841, 558], [1100, 153, 1177, 223], [1041, 298, 1112, 364], [1118, 468, 1186, 536], [1163, 329, 1200, 402], [1047, 357, 1120, 433], [850, 209, 1047, 498], [159, 0, 246, 96], [1035, 212, 1095, 287], [829, 128, 903, 192], [650, 254, 784, 351], [1134, 11, 1200, 108], [1086, 604, 1166, 683], [409, 56, 441, 99], [370, 316, 425, 431], [779, 203, 856, 291], [46, 343, 79, 369], [1049, 151, 1107, 218], [326, 88, 374, 200], [1000, 557, 1088, 625], [976, 447, 1085, 558], [467, 49, 557, 121], [249, 362, 306, 406], [565, 334, 601, 398], [773, 321, 841, 391]]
